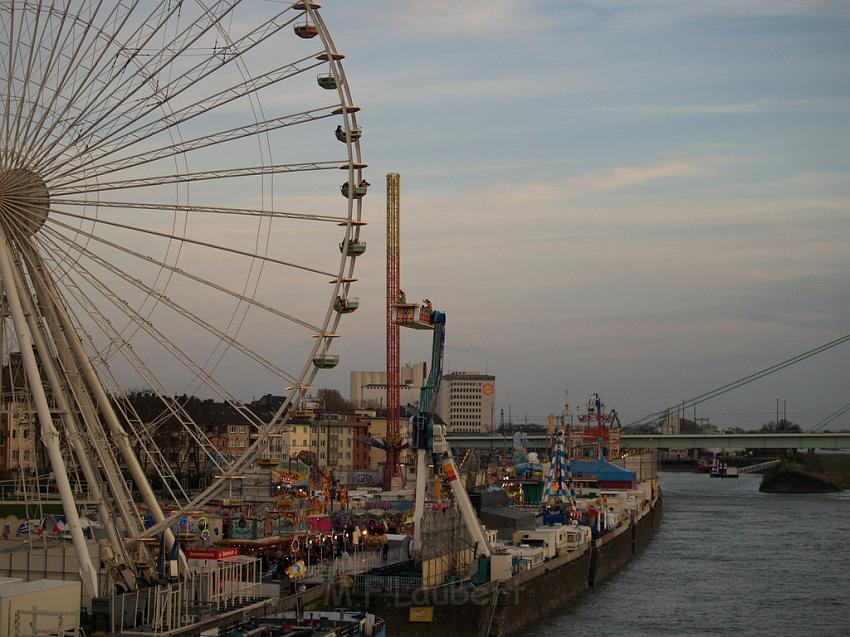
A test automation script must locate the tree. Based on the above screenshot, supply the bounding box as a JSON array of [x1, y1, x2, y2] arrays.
[[317, 388, 353, 413], [758, 419, 802, 433]]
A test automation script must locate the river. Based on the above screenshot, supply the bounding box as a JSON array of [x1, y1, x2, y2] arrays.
[[533, 471, 850, 636]]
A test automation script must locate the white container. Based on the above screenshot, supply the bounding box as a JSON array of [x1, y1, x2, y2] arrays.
[[0, 579, 80, 637]]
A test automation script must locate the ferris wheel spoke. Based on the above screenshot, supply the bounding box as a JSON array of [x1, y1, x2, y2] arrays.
[[38, 209, 324, 332], [24, 0, 215, 169], [20, 0, 144, 163], [20, 0, 180, 168], [50, 159, 343, 196], [50, 105, 339, 188], [17, 0, 127, 167], [44, 263, 231, 477], [38, 1, 298, 174], [29, 233, 268, 432], [47, 52, 326, 181], [3, 0, 74, 168], [6, 0, 47, 164], [56, 0, 243, 164], [85, 3, 299, 152], [38, 256, 230, 494], [53, 198, 347, 224], [1, 1, 20, 166], [38, 222, 302, 385], [45, 209, 340, 279]]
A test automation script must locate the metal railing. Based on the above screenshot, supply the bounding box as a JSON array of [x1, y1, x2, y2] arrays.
[[301, 547, 408, 583], [350, 574, 422, 592], [738, 458, 781, 474], [108, 558, 263, 635]]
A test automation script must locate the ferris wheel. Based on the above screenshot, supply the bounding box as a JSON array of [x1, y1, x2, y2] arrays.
[[0, 0, 365, 595]]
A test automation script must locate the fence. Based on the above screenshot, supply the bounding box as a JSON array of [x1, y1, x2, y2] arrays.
[[107, 557, 262, 635], [349, 574, 422, 593]]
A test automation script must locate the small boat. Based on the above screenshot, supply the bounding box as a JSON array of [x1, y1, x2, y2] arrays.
[[709, 458, 737, 478], [709, 458, 725, 478]]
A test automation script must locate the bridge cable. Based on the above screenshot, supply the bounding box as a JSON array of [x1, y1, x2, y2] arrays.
[[624, 333, 850, 430], [810, 400, 850, 432]]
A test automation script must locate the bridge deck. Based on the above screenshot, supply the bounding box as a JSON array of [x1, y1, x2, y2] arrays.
[[446, 433, 850, 450]]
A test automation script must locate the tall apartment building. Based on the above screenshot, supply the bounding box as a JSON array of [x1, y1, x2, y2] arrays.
[[435, 372, 496, 434], [350, 362, 427, 409]]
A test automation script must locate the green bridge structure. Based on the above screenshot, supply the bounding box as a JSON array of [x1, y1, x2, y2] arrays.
[[445, 432, 850, 451]]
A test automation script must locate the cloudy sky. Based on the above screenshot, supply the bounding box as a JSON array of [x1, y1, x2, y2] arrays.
[[9, 0, 845, 432], [315, 0, 850, 429]]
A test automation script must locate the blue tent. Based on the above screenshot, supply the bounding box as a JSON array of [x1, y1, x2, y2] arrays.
[[569, 459, 635, 485]]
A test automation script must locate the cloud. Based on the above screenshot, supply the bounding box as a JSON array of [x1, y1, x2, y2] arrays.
[[589, 97, 850, 117], [484, 155, 719, 206], [370, 0, 550, 38], [567, 159, 703, 191], [575, 0, 850, 27]]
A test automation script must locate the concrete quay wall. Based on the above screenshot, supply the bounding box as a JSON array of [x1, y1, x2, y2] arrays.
[[494, 549, 592, 636], [588, 521, 634, 587]]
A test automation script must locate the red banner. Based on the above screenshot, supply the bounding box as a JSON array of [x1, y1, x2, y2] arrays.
[[185, 548, 239, 560]]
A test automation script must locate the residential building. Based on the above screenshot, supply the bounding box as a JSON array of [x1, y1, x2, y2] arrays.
[[285, 411, 370, 472], [435, 372, 496, 434]]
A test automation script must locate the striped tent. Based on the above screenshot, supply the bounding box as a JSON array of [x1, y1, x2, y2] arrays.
[[543, 429, 577, 511]]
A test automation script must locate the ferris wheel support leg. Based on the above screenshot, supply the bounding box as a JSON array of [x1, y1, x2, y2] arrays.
[[10, 251, 137, 590], [0, 228, 99, 598], [411, 448, 427, 558], [35, 263, 187, 574]]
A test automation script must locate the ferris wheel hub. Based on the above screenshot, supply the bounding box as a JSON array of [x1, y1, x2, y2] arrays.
[[0, 169, 50, 235]]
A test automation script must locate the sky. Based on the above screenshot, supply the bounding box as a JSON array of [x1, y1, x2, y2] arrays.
[[4, 1, 847, 433], [314, 0, 850, 430]]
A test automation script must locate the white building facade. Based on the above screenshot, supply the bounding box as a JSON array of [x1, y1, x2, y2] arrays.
[[436, 372, 496, 434], [350, 362, 426, 409]]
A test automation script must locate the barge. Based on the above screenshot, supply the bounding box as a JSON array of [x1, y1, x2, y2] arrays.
[[315, 393, 662, 636]]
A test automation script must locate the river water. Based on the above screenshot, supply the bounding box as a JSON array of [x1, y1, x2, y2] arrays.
[[534, 471, 850, 637]]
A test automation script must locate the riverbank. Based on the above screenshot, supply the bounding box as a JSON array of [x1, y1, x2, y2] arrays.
[[760, 453, 849, 493]]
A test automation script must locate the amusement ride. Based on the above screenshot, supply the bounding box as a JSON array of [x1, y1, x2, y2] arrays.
[[0, 0, 365, 598]]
